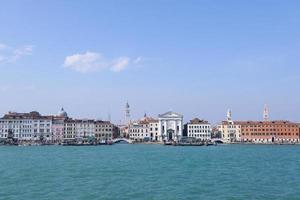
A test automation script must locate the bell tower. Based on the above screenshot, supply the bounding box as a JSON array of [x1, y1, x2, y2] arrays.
[[263, 104, 269, 121], [125, 101, 130, 124], [227, 109, 232, 121]]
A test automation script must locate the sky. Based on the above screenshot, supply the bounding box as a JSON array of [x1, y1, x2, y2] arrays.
[[0, 0, 300, 124]]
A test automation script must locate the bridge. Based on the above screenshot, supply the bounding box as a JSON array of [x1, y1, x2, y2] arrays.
[[112, 138, 133, 144], [211, 138, 224, 143]]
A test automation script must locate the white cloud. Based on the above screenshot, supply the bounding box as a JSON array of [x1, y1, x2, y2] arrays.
[[111, 57, 130, 72], [13, 45, 33, 56], [0, 43, 33, 64], [64, 51, 141, 73], [11, 45, 33, 62], [64, 51, 107, 73], [0, 43, 7, 50]]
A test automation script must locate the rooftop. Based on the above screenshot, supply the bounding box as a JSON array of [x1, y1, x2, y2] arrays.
[[188, 118, 209, 124], [221, 120, 299, 126], [158, 111, 183, 118]]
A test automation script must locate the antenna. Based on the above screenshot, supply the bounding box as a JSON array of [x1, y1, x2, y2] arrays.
[[107, 112, 111, 122]]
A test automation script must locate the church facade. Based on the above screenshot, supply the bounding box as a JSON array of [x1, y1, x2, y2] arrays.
[[158, 111, 183, 142]]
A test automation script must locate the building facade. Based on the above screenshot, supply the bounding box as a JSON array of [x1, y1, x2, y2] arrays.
[[129, 120, 150, 142], [52, 108, 68, 143], [75, 120, 95, 142], [94, 120, 114, 142], [51, 117, 65, 143], [218, 109, 241, 143], [0, 111, 52, 142], [128, 115, 159, 142], [0, 109, 118, 144], [185, 118, 212, 141], [158, 111, 183, 142], [149, 119, 159, 141], [63, 119, 76, 142], [238, 121, 300, 143]]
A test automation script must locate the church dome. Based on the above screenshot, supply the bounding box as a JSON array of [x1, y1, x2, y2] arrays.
[[57, 107, 68, 118]]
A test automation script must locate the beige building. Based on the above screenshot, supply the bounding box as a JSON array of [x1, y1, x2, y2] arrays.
[[63, 119, 76, 142], [129, 115, 158, 142], [149, 119, 159, 141], [129, 121, 150, 142], [94, 121, 114, 142], [218, 109, 241, 143]]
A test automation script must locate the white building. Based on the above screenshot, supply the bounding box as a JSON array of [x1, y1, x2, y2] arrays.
[[185, 118, 211, 141], [129, 121, 150, 142], [218, 109, 241, 143], [158, 111, 183, 142], [129, 114, 159, 142], [0, 111, 52, 142], [75, 120, 95, 141], [0, 109, 117, 144]]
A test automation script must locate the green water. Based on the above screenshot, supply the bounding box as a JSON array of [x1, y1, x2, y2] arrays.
[[0, 144, 300, 200]]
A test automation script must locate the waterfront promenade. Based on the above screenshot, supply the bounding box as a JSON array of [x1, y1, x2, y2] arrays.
[[0, 144, 299, 200]]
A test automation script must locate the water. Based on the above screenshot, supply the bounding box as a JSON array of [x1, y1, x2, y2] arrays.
[[0, 144, 300, 200]]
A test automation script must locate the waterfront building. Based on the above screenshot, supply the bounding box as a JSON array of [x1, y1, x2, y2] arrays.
[[218, 109, 241, 143], [63, 119, 76, 142], [235, 105, 300, 143], [184, 118, 212, 141], [118, 124, 129, 138], [128, 114, 159, 142], [51, 108, 68, 143], [0, 111, 52, 142], [112, 125, 120, 139], [33, 115, 53, 142], [149, 119, 159, 141], [63, 119, 116, 143], [75, 119, 95, 142], [158, 111, 183, 142], [129, 115, 150, 142], [94, 120, 114, 142], [129, 120, 150, 142], [0, 109, 118, 144], [237, 121, 300, 143], [51, 117, 65, 143], [210, 126, 221, 138]]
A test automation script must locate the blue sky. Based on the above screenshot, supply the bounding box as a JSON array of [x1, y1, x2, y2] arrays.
[[0, 0, 300, 123]]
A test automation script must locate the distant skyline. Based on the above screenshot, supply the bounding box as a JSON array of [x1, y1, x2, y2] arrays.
[[0, 0, 300, 123]]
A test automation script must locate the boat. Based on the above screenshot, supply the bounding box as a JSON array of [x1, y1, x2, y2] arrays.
[[99, 140, 107, 145], [175, 142, 204, 146], [205, 142, 214, 146], [164, 141, 173, 145]]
